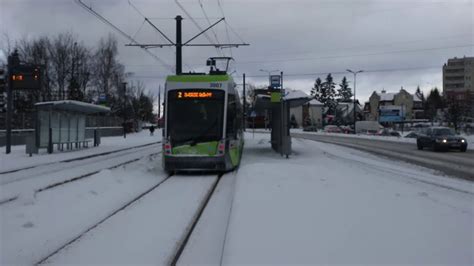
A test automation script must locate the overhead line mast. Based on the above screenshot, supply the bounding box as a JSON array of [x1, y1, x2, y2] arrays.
[[126, 16, 249, 75]]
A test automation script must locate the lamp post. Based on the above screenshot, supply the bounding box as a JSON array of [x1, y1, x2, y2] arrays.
[[347, 69, 363, 131]]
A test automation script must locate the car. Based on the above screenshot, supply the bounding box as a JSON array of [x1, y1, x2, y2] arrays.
[[416, 127, 467, 152], [404, 132, 418, 138], [376, 129, 401, 137], [339, 125, 354, 134], [324, 125, 342, 133], [303, 125, 318, 132]]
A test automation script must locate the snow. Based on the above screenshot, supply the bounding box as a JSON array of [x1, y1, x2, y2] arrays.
[[0, 130, 161, 173], [177, 173, 236, 265], [219, 133, 474, 265], [309, 99, 323, 105], [1, 156, 166, 265], [284, 89, 310, 100], [2, 130, 473, 265], [45, 175, 218, 265], [290, 129, 474, 150]]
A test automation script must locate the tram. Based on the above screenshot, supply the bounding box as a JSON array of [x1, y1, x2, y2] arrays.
[[162, 57, 244, 172]]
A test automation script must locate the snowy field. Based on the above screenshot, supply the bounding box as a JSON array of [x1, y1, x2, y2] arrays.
[[290, 128, 474, 150], [2, 132, 473, 265], [0, 130, 162, 173]]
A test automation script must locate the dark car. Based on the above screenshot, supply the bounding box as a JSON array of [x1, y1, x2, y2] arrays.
[[416, 127, 467, 152]]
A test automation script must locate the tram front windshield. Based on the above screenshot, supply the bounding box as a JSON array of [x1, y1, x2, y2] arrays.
[[167, 89, 225, 145]]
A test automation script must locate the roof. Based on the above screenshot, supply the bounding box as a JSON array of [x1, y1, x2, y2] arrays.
[[166, 74, 230, 82], [309, 99, 323, 106], [379, 92, 396, 101], [35, 100, 110, 114], [283, 90, 310, 100]]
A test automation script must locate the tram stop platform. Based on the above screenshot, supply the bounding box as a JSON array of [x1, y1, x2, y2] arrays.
[[30, 100, 110, 155], [251, 89, 311, 157]]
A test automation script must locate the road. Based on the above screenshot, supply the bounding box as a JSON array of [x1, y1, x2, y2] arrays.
[[292, 133, 474, 180]]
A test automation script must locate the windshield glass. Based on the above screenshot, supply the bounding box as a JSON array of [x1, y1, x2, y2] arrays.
[[433, 128, 454, 136], [167, 89, 224, 145]]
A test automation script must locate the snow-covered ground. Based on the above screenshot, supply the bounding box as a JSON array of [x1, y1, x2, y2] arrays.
[[1, 156, 165, 265], [2, 132, 473, 265], [290, 128, 474, 150], [0, 130, 161, 173], [218, 133, 473, 265]]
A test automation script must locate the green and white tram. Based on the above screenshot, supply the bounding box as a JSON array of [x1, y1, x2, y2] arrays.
[[162, 58, 244, 172]]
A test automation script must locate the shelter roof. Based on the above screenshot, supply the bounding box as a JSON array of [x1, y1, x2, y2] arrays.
[[35, 100, 110, 114]]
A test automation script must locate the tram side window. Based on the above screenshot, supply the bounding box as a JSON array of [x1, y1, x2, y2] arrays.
[[227, 94, 237, 138]]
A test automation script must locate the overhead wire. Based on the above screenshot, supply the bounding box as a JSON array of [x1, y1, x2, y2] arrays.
[[217, 0, 233, 58], [175, 0, 222, 56], [233, 44, 474, 65], [198, 0, 222, 49], [75, 0, 173, 72], [127, 0, 193, 71]]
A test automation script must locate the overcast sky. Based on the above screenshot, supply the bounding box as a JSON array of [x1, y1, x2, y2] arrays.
[[1, 0, 473, 104]]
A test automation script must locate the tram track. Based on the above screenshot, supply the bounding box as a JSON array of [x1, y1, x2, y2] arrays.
[[0, 141, 161, 175], [0, 149, 162, 205], [170, 173, 223, 266], [34, 173, 225, 265], [36, 172, 175, 265]]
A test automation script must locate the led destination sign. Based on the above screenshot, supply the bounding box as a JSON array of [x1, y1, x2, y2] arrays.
[[178, 91, 213, 98]]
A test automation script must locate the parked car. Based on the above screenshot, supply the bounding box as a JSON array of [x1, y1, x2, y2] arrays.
[[416, 127, 467, 152], [377, 129, 401, 137], [303, 125, 318, 132], [404, 131, 418, 138], [324, 125, 342, 133], [339, 125, 354, 134]]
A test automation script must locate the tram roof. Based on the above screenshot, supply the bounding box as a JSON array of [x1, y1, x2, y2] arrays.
[[166, 74, 231, 83]]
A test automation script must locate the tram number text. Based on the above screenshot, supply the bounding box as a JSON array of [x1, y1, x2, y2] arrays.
[[210, 83, 222, 88]]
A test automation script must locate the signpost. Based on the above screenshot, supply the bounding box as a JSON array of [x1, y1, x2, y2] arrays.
[[5, 49, 42, 154]]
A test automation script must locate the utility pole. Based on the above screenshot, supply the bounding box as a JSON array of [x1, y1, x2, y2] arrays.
[[157, 85, 161, 125], [175, 15, 183, 75], [122, 82, 127, 139], [6, 50, 20, 154], [243, 73, 246, 131], [347, 69, 363, 131], [125, 16, 249, 75], [280, 71, 284, 157]]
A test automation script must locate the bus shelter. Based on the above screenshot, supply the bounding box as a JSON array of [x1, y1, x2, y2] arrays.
[[252, 90, 311, 157], [33, 100, 110, 154]]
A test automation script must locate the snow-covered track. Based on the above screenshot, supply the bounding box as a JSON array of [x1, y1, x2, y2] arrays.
[[37, 173, 223, 265], [170, 173, 223, 266], [0, 141, 161, 175], [35, 173, 174, 265], [0, 147, 161, 205]]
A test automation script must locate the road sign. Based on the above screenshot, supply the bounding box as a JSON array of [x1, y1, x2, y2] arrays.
[[270, 75, 281, 88], [99, 93, 107, 101]]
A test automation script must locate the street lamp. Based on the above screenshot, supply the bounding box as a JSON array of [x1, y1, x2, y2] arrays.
[[346, 69, 363, 131]]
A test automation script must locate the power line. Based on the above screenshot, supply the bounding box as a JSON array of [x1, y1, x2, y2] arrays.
[[175, 0, 222, 56], [75, 0, 173, 71], [128, 65, 441, 79], [233, 44, 474, 65], [198, 0, 221, 47]]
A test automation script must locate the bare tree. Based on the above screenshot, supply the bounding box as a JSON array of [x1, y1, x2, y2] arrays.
[[48, 32, 76, 100], [92, 34, 123, 100]]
